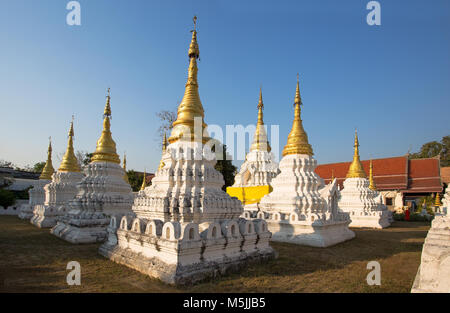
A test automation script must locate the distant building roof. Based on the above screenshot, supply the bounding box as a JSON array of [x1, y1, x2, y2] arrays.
[[315, 155, 442, 194], [0, 167, 40, 180]]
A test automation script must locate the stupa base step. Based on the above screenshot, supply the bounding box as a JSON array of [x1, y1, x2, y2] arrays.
[[99, 243, 276, 285], [268, 220, 355, 247], [51, 218, 110, 244], [30, 215, 58, 228], [347, 214, 391, 229], [18, 205, 34, 220]]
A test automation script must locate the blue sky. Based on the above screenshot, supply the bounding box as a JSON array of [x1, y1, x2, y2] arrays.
[[0, 0, 449, 172]]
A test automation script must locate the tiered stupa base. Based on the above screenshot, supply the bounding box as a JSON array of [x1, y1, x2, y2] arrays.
[[412, 213, 450, 293], [99, 215, 276, 285], [51, 162, 134, 244], [338, 178, 392, 229], [18, 179, 50, 220], [260, 154, 355, 247], [30, 172, 83, 228]]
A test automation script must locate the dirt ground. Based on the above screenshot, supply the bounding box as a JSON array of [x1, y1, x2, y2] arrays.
[[0, 216, 429, 293]]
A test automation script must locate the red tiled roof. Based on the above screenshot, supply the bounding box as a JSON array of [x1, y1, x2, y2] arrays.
[[315, 155, 442, 193]]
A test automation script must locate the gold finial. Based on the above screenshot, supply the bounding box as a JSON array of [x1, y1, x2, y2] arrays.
[[158, 134, 167, 171], [169, 17, 210, 144], [123, 152, 129, 183], [59, 118, 81, 172], [250, 87, 271, 152], [140, 170, 147, 191], [346, 129, 367, 178], [39, 136, 55, 179], [331, 169, 335, 182], [193, 15, 197, 32], [91, 89, 120, 164], [369, 159, 376, 190], [282, 75, 313, 156], [435, 193, 441, 206]]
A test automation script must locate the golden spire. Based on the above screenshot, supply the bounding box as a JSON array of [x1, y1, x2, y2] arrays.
[[250, 87, 271, 152], [282, 74, 313, 156], [59, 117, 81, 172], [123, 152, 129, 183], [91, 88, 121, 164], [435, 193, 441, 206], [346, 129, 367, 178], [158, 133, 167, 171], [168, 16, 209, 144], [369, 159, 376, 190], [140, 170, 147, 190], [39, 137, 55, 180], [331, 169, 335, 182]]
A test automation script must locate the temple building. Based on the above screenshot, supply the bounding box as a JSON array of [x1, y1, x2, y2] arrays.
[[30, 120, 84, 228], [227, 88, 279, 214], [337, 131, 391, 228], [18, 138, 55, 220], [258, 76, 355, 247], [99, 18, 276, 285], [51, 90, 134, 244], [315, 155, 443, 212]]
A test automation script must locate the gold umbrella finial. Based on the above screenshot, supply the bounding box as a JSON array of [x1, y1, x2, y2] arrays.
[[282, 75, 313, 156], [346, 129, 367, 178], [140, 169, 147, 191], [91, 89, 120, 164], [369, 159, 376, 190], [39, 136, 56, 179], [250, 86, 271, 152]]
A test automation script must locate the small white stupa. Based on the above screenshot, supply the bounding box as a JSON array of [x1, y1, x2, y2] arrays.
[[99, 18, 276, 285], [18, 138, 55, 220], [227, 88, 279, 215], [337, 131, 391, 229], [51, 90, 134, 244], [259, 75, 355, 247], [412, 187, 450, 293], [30, 119, 84, 228]]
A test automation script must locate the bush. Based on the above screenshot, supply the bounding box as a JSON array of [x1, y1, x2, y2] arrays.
[[0, 189, 16, 209], [393, 212, 433, 222]]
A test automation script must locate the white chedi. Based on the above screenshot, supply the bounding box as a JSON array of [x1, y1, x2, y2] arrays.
[[99, 26, 275, 285], [412, 206, 450, 292], [338, 133, 391, 229], [19, 139, 55, 220], [51, 92, 134, 244], [259, 78, 355, 247], [30, 121, 84, 228]]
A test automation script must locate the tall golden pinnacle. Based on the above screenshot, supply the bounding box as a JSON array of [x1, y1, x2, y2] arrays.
[[168, 16, 209, 144], [250, 87, 271, 152], [369, 159, 376, 190], [331, 169, 335, 182], [346, 129, 367, 178], [123, 152, 129, 183], [140, 170, 147, 191], [39, 137, 55, 180], [59, 117, 81, 172], [158, 133, 167, 171], [282, 74, 313, 156], [90, 88, 120, 164]]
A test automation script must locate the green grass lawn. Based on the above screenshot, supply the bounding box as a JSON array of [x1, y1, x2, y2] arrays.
[[0, 216, 429, 293]]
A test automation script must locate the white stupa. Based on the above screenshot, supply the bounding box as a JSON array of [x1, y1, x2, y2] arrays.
[[337, 131, 391, 229], [30, 120, 84, 228], [99, 18, 276, 285], [51, 90, 134, 244], [259, 76, 355, 247], [227, 88, 279, 214], [18, 139, 55, 220], [412, 187, 450, 292]]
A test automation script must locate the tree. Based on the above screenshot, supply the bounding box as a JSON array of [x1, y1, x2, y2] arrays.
[[156, 109, 177, 143], [214, 144, 237, 191], [81, 152, 93, 166], [0, 189, 16, 209], [33, 162, 46, 173], [410, 135, 450, 167], [0, 160, 14, 168], [126, 170, 144, 192]]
